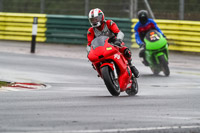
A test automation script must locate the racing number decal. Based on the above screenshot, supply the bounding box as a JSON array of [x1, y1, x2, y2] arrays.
[[114, 54, 120, 59]]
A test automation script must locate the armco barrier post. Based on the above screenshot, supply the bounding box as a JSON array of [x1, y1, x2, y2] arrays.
[[31, 17, 38, 53]]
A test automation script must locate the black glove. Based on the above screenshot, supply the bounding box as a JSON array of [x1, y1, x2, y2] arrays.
[[124, 48, 132, 58], [139, 42, 145, 48], [114, 39, 122, 47], [163, 34, 167, 39]]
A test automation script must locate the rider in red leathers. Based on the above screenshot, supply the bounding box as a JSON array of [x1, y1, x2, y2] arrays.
[[87, 8, 139, 78]]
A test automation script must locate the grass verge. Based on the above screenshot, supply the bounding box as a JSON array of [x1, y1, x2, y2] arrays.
[[0, 81, 11, 88]]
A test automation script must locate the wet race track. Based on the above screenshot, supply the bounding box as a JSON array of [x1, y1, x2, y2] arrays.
[[0, 42, 200, 133]]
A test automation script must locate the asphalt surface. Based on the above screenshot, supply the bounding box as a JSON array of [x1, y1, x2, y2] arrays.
[[0, 41, 200, 133]]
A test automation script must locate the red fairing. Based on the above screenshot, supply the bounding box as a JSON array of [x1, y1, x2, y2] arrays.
[[100, 63, 114, 71], [88, 37, 132, 91]]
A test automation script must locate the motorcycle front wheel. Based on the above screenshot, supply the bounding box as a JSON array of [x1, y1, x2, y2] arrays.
[[159, 55, 170, 76], [151, 67, 160, 75], [101, 66, 120, 96]]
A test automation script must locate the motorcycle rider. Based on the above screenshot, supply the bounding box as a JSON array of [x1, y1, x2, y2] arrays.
[[87, 8, 139, 78], [134, 10, 166, 66]]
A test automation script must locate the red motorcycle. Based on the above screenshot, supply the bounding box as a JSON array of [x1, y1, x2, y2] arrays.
[[87, 36, 138, 96]]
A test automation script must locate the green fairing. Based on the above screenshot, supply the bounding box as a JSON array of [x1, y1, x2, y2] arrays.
[[145, 44, 168, 66], [145, 50, 155, 66], [142, 30, 170, 76], [144, 34, 167, 50]]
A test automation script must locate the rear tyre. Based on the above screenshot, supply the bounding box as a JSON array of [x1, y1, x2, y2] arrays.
[[126, 77, 138, 96], [158, 55, 170, 76], [101, 66, 120, 96]]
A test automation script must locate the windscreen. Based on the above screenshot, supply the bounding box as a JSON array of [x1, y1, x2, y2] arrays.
[[145, 30, 161, 42], [91, 36, 109, 49]]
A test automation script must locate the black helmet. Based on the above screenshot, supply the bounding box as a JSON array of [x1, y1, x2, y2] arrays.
[[138, 10, 148, 24]]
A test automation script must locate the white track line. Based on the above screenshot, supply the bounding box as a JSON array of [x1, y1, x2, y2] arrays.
[[25, 125, 200, 133], [68, 125, 200, 133]]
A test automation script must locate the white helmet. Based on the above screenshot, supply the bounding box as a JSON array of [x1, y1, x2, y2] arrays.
[[88, 8, 105, 27]]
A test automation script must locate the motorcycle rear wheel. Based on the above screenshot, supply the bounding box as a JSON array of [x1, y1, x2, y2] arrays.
[[159, 55, 170, 76], [101, 66, 120, 96]]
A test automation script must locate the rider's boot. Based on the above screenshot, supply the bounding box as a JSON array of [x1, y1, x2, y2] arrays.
[[139, 46, 149, 66], [123, 48, 140, 78], [128, 59, 140, 78]]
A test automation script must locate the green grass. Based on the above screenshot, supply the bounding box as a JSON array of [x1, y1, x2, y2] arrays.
[[0, 81, 11, 88]]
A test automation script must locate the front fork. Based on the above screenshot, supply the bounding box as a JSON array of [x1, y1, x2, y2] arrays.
[[112, 62, 118, 80]]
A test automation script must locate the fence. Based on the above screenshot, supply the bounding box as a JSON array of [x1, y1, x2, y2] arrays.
[[0, 0, 199, 21]]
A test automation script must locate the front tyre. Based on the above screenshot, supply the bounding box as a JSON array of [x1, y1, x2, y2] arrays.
[[159, 55, 170, 76], [151, 67, 160, 75], [101, 66, 120, 96]]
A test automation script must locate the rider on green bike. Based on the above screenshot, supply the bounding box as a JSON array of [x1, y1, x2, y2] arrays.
[[134, 10, 166, 66]]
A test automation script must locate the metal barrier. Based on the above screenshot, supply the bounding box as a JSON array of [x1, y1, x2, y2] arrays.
[[45, 15, 89, 44], [131, 19, 200, 52], [0, 13, 47, 42], [0, 12, 200, 52], [0, 12, 132, 46], [45, 15, 132, 45]]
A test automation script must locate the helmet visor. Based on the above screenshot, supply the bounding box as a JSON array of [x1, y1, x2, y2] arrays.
[[139, 16, 148, 24], [89, 14, 103, 27]]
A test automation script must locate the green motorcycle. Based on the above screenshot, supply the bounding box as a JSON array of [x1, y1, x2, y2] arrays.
[[143, 29, 170, 76]]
